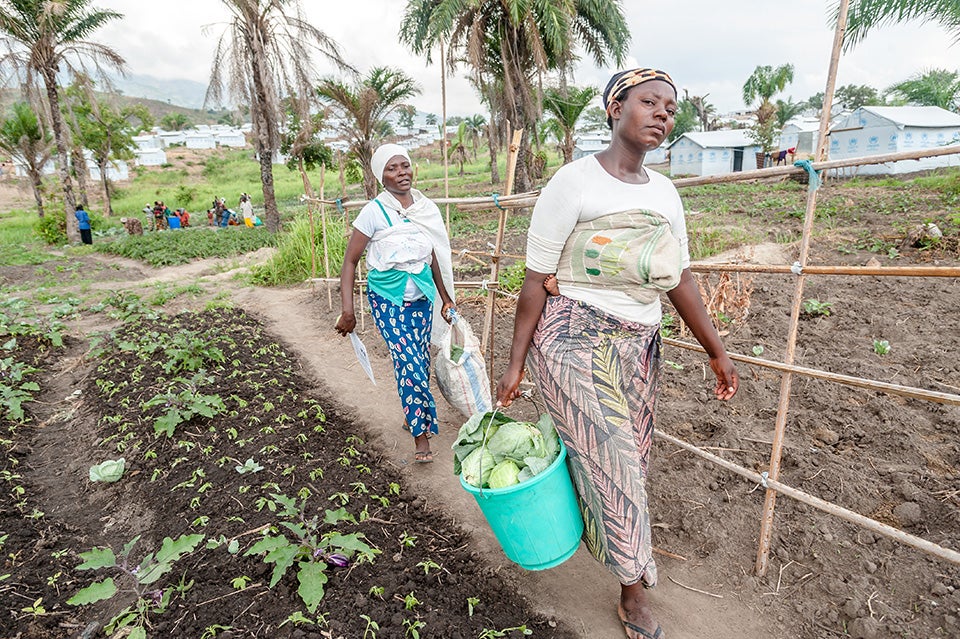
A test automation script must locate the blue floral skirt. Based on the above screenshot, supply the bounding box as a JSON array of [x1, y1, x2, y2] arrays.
[[367, 290, 438, 438]]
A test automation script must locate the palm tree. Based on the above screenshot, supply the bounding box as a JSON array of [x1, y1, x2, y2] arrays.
[[542, 85, 598, 164], [0, 0, 124, 243], [775, 98, 807, 129], [161, 113, 191, 131], [400, 0, 629, 192], [316, 66, 421, 198], [685, 92, 717, 132], [836, 0, 960, 49], [0, 101, 52, 216], [449, 121, 469, 175], [886, 68, 960, 110], [743, 64, 796, 127], [205, 0, 351, 232], [464, 113, 486, 160]]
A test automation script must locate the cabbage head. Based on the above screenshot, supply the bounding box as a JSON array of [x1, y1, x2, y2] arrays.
[[486, 421, 545, 463], [487, 459, 521, 489], [461, 447, 495, 488]]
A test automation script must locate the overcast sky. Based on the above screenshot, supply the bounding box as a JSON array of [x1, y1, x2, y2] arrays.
[[95, 0, 958, 117]]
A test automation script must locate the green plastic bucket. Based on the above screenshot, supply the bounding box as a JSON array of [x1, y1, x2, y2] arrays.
[[460, 442, 583, 570]]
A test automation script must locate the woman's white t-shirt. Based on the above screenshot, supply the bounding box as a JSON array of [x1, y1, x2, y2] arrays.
[[353, 199, 433, 301], [526, 155, 691, 325]]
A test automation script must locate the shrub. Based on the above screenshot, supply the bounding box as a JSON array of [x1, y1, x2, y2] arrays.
[[34, 214, 66, 245]]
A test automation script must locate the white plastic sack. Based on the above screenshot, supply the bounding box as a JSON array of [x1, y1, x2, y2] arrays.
[[435, 313, 492, 418]]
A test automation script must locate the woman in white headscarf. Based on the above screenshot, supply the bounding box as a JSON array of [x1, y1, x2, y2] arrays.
[[335, 144, 456, 463]]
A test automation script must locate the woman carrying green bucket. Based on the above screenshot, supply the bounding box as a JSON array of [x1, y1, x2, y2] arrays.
[[497, 68, 739, 639]]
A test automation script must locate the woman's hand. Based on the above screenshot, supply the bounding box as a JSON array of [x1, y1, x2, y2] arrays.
[[335, 312, 356, 337], [496, 367, 525, 407], [441, 301, 456, 324], [709, 354, 739, 401]]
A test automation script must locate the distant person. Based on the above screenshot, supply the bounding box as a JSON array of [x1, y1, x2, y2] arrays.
[[152, 201, 166, 231], [120, 217, 143, 236], [75, 204, 92, 244], [240, 193, 254, 227]]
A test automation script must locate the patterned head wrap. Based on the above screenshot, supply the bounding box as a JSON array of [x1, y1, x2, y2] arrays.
[[602, 68, 676, 128]]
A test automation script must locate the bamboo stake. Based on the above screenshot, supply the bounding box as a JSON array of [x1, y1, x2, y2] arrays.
[[755, 0, 849, 578], [440, 38, 450, 234], [320, 163, 332, 309], [655, 430, 960, 567], [308, 198, 317, 289], [673, 145, 960, 188], [481, 129, 522, 381], [691, 264, 960, 277], [663, 337, 960, 406], [300, 145, 959, 212]]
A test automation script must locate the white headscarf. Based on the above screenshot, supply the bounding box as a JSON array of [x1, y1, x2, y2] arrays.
[[371, 143, 455, 346], [371, 144, 410, 185]]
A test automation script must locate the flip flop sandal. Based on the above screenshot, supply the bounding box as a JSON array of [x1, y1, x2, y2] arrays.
[[414, 451, 434, 464], [618, 605, 663, 639]]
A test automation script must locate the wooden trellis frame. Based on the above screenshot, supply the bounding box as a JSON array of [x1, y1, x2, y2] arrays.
[[300, 0, 960, 569]]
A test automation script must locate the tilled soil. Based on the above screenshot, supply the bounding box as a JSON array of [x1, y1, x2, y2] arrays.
[[1, 308, 573, 639]]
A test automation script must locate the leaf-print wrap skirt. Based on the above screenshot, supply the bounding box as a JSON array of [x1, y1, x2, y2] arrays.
[[528, 294, 660, 587]]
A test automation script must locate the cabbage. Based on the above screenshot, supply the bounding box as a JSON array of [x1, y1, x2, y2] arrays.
[[453, 411, 561, 489], [486, 421, 545, 462], [487, 460, 521, 489], [460, 447, 495, 488]]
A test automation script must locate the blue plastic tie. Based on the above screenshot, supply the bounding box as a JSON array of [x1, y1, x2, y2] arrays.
[[492, 193, 505, 211], [793, 159, 821, 192], [335, 198, 345, 215]]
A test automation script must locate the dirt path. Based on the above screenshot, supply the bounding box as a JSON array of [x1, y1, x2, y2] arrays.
[[221, 286, 771, 639], [65, 250, 775, 638]]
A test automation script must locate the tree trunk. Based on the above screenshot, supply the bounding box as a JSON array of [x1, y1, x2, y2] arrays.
[[98, 159, 113, 216], [71, 146, 89, 209], [256, 144, 278, 231], [562, 131, 574, 164], [29, 168, 44, 217], [247, 29, 280, 232], [297, 157, 315, 198], [42, 71, 78, 243], [487, 121, 499, 185]]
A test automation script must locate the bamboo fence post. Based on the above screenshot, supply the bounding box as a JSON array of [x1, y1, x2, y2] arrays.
[[308, 198, 317, 289], [755, 0, 849, 578], [320, 163, 332, 309], [440, 39, 450, 234], [481, 129, 522, 387]]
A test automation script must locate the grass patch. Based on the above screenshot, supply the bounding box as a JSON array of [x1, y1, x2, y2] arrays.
[[250, 213, 349, 286], [96, 227, 277, 267]]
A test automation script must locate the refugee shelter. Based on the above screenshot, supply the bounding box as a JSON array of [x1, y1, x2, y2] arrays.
[[779, 117, 820, 156], [134, 148, 167, 166], [828, 106, 960, 175], [668, 130, 762, 176]]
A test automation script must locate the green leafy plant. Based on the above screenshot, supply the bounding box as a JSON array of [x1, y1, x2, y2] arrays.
[[467, 596, 480, 617], [873, 339, 891, 356], [141, 372, 227, 437], [243, 493, 380, 613], [67, 534, 204, 639], [0, 356, 40, 423], [801, 299, 833, 317], [361, 614, 381, 639]]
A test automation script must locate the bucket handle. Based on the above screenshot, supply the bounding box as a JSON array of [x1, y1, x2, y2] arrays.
[[477, 406, 500, 499]]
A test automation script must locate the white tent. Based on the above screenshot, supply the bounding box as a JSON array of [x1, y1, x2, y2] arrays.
[[668, 130, 763, 176], [185, 132, 216, 149], [828, 106, 960, 176], [135, 148, 167, 166]]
